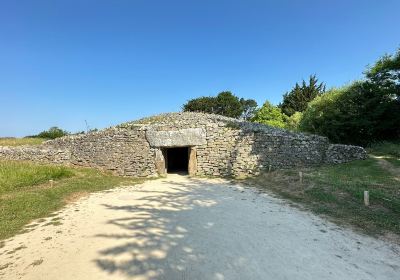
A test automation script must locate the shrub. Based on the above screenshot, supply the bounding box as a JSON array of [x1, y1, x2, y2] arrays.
[[285, 111, 302, 131], [299, 82, 400, 145], [33, 127, 69, 139], [252, 101, 287, 128]]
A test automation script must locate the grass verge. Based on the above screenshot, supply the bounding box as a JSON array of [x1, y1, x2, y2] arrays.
[[0, 137, 47, 146], [0, 160, 147, 240], [0, 161, 73, 194], [367, 141, 400, 158], [248, 144, 400, 238]]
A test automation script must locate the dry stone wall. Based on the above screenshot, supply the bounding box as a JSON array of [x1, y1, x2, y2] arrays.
[[0, 146, 71, 164], [0, 112, 367, 177], [325, 144, 367, 164], [42, 128, 157, 177], [193, 121, 331, 177]]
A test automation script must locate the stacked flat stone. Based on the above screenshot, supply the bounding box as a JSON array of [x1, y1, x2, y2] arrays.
[[0, 112, 367, 177]]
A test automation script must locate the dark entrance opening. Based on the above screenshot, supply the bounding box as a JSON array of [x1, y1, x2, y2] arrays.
[[165, 147, 189, 174]]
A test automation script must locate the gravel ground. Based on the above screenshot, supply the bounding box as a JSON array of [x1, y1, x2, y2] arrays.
[[0, 175, 399, 280]]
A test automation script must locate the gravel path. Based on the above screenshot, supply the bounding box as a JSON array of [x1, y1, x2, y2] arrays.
[[1, 175, 399, 280]]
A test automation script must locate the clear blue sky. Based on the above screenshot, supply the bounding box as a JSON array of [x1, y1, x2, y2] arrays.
[[1, 0, 399, 137]]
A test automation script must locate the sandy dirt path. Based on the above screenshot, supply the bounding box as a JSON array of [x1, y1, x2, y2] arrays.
[[1, 175, 399, 280]]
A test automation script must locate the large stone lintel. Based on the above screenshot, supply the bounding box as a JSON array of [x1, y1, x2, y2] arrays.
[[146, 128, 206, 147]]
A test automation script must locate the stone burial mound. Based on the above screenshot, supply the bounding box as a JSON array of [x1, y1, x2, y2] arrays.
[[0, 112, 367, 177]]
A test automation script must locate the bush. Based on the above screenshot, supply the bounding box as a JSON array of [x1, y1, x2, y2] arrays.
[[33, 127, 69, 139], [299, 82, 400, 145], [285, 111, 302, 131], [252, 101, 287, 128]]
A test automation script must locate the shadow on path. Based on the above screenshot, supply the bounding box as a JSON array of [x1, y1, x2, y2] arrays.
[[94, 178, 241, 280]]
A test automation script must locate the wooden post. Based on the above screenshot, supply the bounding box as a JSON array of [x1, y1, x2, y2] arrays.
[[364, 191, 369, 206], [268, 165, 272, 172], [299, 171, 303, 183], [49, 180, 54, 188]]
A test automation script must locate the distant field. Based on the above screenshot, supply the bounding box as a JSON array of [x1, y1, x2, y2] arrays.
[[0, 137, 47, 146], [249, 142, 400, 238], [0, 161, 146, 240]]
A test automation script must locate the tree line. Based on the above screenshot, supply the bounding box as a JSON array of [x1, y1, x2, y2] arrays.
[[182, 49, 400, 146], [28, 126, 98, 139]]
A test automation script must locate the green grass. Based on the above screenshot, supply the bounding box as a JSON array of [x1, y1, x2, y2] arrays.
[[367, 141, 400, 167], [249, 142, 400, 237], [386, 158, 400, 167], [368, 141, 400, 158], [0, 161, 73, 194], [0, 161, 147, 240], [0, 137, 47, 146]]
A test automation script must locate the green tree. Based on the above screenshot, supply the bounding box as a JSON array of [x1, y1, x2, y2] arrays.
[[214, 91, 243, 118], [300, 50, 400, 145], [240, 98, 258, 120], [34, 127, 69, 139], [299, 82, 400, 145], [365, 48, 400, 99], [252, 101, 286, 128], [183, 91, 257, 119], [279, 75, 326, 116], [182, 96, 217, 114]]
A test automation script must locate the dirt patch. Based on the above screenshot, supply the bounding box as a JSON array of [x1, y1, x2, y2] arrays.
[[373, 156, 400, 180], [0, 263, 13, 270], [31, 259, 43, 267], [63, 191, 90, 204], [43, 221, 62, 227], [6, 245, 27, 255]]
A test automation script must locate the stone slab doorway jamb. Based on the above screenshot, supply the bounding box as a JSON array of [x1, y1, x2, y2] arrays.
[[155, 146, 196, 176], [188, 146, 197, 176], [155, 149, 166, 176]]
